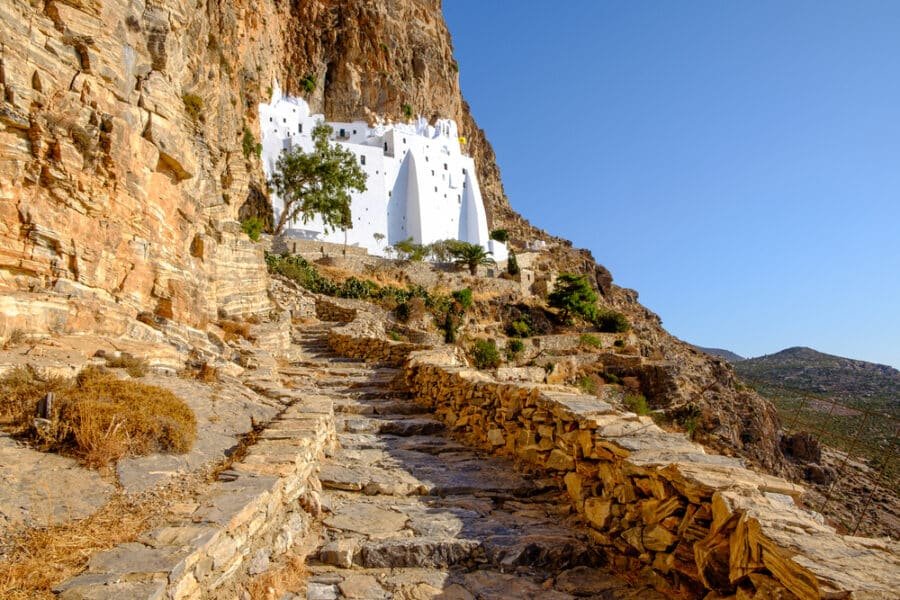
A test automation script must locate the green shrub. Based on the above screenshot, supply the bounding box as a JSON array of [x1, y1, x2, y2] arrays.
[[402, 103, 413, 119], [451, 288, 473, 311], [506, 338, 525, 360], [579, 333, 602, 348], [489, 229, 508, 243], [548, 273, 597, 323], [577, 376, 598, 395], [507, 251, 520, 276], [508, 319, 531, 338], [603, 372, 621, 385], [624, 394, 650, 415], [472, 339, 501, 370], [392, 237, 430, 261], [182, 93, 204, 122], [300, 74, 317, 93], [594, 310, 630, 333], [241, 216, 264, 242], [242, 128, 261, 160]]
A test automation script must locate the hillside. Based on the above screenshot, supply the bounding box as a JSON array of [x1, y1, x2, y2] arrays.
[[693, 345, 746, 363], [736, 347, 900, 416]]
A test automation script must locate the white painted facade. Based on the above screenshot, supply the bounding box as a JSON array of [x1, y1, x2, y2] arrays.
[[258, 84, 507, 262]]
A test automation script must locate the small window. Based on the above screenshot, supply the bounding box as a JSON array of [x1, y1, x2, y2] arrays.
[[283, 118, 286, 123], [425, 156, 429, 162], [388, 191, 392, 197], [403, 137, 406, 143], [360, 155, 366, 166], [269, 117, 273, 122], [384, 142, 388, 152], [353, 129, 357, 135], [339, 128, 346, 137], [434, 186, 438, 192], [443, 163, 448, 170], [462, 168, 467, 174], [299, 123, 303, 133], [431, 170, 435, 176]]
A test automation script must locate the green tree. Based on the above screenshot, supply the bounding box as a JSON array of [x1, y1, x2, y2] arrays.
[[507, 250, 520, 276], [392, 237, 430, 261], [489, 229, 509, 243], [548, 273, 598, 323], [449, 242, 495, 275], [269, 123, 367, 236]]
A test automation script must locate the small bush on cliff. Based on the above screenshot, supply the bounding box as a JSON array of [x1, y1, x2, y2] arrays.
[[506, 339, 525, 360], [471, 339, 501, 370], [300, 74, 317, 93], [624, 393, 650, 415], [489, 229, 508, 243], [507, 250, 520, 276], [579, 333, 602, 349], [393, 238, 431, 262], [594, 309, 630, 333], [242, 127, 262, 160], [182, 93, 204, 122], [402, 103, 414, 119], [0, 367, 196, 468], [548, 273, 597, 323], [241, 216, 265, 242]]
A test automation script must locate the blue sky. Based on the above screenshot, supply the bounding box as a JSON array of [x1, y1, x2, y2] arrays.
[[443, 1, 900, 368]]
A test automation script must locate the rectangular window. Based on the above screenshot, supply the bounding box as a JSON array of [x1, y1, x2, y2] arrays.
[[339, 128, 346, 137], [360, 155, 366, 165], [444, 163, 448, 170], [299, 123, 303, 133]]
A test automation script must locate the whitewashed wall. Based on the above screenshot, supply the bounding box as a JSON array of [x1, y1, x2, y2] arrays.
[[259, 84, 506, 262]]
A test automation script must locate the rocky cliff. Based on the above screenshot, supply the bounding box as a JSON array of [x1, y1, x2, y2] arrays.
[[0, 0, 786, 472]]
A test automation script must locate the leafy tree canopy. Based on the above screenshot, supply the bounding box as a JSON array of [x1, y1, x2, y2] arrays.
[[269, 123, 367, 235], [548, 273, 598, 323]]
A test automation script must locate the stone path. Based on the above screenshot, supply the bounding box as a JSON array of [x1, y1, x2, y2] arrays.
[[299, 329, 661, 600]]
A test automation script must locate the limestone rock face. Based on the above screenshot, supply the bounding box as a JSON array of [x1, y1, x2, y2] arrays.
[[1, 0, 787, 479]]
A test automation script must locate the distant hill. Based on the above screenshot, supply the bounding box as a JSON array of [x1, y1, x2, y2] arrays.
[[735, 347, 900, 411], [733, 347, 899, 488], [692, 346, 746, 363]]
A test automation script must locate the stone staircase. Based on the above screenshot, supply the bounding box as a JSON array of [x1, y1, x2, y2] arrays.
[[297, 329, 659, 600]]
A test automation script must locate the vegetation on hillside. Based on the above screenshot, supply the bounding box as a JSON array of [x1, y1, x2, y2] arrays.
[[735, 347, 899, 488]]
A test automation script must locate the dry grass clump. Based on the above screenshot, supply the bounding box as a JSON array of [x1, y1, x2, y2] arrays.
[[247, 552, 307, 600], [0, 366, 196, 468], [181, 362, 218, 383], [104, 353, 148, 377], [0, 494, 150, 600], [0, 367, 68, 429], [218, 319, 253, 342]]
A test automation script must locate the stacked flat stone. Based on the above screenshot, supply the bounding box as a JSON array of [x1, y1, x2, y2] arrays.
[[53, 396, 335, 599], [326, 306, 900, 600]]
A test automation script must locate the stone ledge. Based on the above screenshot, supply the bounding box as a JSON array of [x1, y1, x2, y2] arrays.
[[53, 398, 335, 600]]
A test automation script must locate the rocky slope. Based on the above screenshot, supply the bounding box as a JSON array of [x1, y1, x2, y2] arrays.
[[1, 0, 787, 475], [692, 346, 746, 363]]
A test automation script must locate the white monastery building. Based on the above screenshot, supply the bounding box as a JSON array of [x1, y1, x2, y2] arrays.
[[258, 84, 507, 262]]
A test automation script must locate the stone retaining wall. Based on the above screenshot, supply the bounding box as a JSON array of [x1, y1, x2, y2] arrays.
[[326, 307, 899, 600], [54, 396, 335, 599]]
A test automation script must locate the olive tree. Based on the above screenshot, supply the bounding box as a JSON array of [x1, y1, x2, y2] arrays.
[[269, 123, 367, 236]]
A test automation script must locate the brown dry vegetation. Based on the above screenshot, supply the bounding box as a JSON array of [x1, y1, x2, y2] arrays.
[[247, 553, 308, 599], [0, 472, 210, 599], [103, 352, 148, 377], [0, 366, 196, 468], [219, 319, 253, 342]]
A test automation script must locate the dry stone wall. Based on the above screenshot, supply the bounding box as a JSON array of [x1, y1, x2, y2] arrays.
[[54, 395, 335, 600], [326, 307, 900, 600]]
